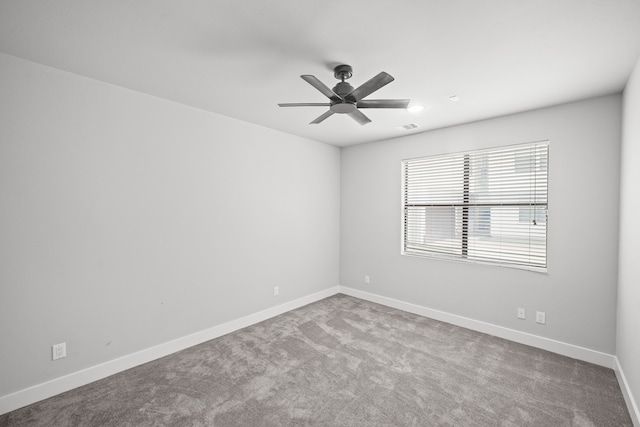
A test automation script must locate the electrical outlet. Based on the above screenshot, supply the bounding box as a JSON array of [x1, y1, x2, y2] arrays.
[[517, 307, 525, 319], [52, 343, 66, 360], [364, 275, 370, 284], [273, 286, 279, 297], [536, 311, 546, 324]]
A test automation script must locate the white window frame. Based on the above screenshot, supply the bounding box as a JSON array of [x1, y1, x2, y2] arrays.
[[402, 141, 549, 272]]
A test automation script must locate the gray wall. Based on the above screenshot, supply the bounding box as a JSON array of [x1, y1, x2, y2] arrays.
[[341, 95, 622, 354], [617, 56, 640, 415], [0, 53, 341, 397], [1, 48, 634, 411]]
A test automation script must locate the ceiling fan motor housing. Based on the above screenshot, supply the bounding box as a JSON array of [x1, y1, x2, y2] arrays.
[[333, 81, 354, 96], [330, 81, 357, 113]]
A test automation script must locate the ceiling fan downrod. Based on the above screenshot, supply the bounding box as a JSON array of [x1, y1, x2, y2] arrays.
[[331, 65, 355, 102], [333, 64, 353, 82]]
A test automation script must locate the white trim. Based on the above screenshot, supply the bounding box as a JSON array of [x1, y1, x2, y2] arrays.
[[2, 286, 628, 418], [0, 286, 340, 416], [339, 286, 616, 368], [615, 357, 640, 426]]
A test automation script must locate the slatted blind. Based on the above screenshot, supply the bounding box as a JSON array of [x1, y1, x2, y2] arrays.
[[403, 141, 548, 270]]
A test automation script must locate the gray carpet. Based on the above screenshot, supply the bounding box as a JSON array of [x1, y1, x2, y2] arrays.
[[0, 294, 632, 426]]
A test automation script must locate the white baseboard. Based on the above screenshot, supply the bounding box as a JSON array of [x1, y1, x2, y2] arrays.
[[0, 286, 340, 416], [2, 286, 630, 419], [339, 286, 617, 369], [615, 357, 640, 426], [344, 285, 637, 423]]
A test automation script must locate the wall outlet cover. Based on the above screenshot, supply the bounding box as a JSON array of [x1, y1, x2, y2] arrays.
[[52, 343, 66, 360]]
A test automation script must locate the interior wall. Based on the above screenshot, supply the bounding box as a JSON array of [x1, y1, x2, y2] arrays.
[[341, 95, 622, 354], [0, 53, 340, 397], [617, 56, 640, 415]]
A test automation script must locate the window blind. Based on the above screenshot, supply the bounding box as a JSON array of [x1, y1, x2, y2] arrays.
[[402, 141, 549, 270]]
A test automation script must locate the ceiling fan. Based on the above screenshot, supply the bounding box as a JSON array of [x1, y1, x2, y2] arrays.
[[278, 64, 410, 125]]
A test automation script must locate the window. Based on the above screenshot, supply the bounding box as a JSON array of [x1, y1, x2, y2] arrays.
[[402, 141, 549, 271]]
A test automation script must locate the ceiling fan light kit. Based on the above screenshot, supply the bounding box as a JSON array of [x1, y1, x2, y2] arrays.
[[278, 64, 410, 125]]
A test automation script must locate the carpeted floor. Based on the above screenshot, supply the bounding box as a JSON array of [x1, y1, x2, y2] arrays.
[[0, 294, 632, 426]]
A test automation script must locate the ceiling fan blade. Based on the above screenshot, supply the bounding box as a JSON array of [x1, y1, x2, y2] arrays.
[[346, 72, 395, 102], [301, 75, 342, 101], [278, 103, 331, 107], [348, 109, 372, 126], [310, 110, 335, 124], [357, 99, 410, 109]]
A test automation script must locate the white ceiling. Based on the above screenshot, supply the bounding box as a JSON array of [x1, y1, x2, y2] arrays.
[[2, 1, 640, 147]]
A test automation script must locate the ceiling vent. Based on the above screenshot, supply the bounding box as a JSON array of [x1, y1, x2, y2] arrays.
[[398, 123, 419, 130]]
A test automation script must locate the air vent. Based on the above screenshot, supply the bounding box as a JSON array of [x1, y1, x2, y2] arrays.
[[397, 123, 419, 130]]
